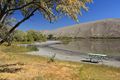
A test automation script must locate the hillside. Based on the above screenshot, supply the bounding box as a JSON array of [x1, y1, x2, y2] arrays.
[[42, 18, 120, 38]]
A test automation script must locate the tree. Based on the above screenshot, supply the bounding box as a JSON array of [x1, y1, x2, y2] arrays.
[[0, 0, 93, 44], [47, 34, 54, 40], [13, 30, 27, 42], [26, 30, 47, 42], [36, 32, 47, 42], [0, 16, 17, 45], [0, 24, 14, 46], [26, 30, 35, 42]]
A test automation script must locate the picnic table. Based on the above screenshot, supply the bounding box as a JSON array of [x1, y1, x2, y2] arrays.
[[88, 53, 107, 62]]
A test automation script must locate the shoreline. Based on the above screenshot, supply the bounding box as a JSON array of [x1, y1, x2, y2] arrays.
[[25, 41, 120, 68]]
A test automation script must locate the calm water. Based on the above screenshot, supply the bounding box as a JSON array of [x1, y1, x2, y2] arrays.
[[51, 39, 120, 57], [26, 39, 120, 67]]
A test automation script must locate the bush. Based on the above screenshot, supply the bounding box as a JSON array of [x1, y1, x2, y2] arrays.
[[47, 34, 54, 40], [26, 46, 39, 51], [57, 37, 72, 44], [13, 30, 47, 43]]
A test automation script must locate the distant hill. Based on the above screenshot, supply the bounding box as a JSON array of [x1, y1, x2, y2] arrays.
[[42, 18, 120, 38]]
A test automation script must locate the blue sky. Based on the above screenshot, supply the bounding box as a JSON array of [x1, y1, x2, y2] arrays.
[[15, 0, 120, 31]]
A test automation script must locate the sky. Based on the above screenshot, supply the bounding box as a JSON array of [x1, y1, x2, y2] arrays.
[[14, 0, 120, 31]]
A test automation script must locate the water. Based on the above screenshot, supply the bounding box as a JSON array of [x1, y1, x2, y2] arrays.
[[26, 39, 120, 67], [50, 39, 120, 59]]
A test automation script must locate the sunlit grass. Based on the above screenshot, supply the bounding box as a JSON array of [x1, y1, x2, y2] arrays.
[[0, 44, 38, 53], [0, 44, 120, 80]]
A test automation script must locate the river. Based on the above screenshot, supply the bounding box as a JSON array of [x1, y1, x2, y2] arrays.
[[27, 39, 120, 67]]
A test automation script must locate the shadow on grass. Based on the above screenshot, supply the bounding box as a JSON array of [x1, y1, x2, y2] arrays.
[[0, 63, 24, 73], [81, 60, 99, 64], [0, 78, 8, 80], [0, 67, 22, 73], [0, 63, 24, 67]]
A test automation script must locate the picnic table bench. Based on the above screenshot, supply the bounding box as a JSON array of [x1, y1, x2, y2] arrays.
[[88, 53, 107, 63]]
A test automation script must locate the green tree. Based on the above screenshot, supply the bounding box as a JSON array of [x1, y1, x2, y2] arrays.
[[26, 30, 47, 42], [26, 30, 34, 42], [47, 34, 54, 40], [0, 24, 14, 46], [36, 32, 47, 42], [13, 30, 27, 42], [0, 0, 93, 44]]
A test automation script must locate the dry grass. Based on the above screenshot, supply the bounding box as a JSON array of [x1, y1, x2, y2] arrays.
[[0, 45, 120, 80]]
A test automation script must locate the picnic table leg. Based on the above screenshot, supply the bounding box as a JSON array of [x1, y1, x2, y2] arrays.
[[89, 55, 92, 62]]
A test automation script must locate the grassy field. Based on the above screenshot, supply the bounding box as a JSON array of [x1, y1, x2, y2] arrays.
[[0, 44, 120, 80]]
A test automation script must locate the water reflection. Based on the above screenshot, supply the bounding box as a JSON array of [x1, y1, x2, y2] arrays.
[[54, 39, 120, 56]]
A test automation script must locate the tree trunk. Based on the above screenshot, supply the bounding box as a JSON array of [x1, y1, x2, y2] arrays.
[[0, 9, 37, 45]]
